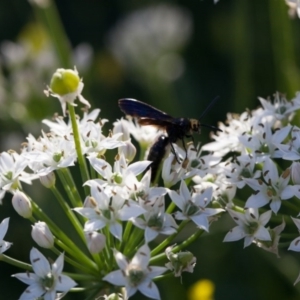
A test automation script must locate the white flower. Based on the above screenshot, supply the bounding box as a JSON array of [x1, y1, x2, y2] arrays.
[[88, 153, 151, 188], [0, 151, 35, 203], [131, 196, 178, 243], [103, 244, 167, 299], [168, 181, 224, 231], [222, 154, 261, 189], [24, 131, 77, 175], [118, 118, 162, 149], [0, 218, 12, 253], [80, 117, 123, 155], [194, 173, 237, 207], [258, 92, 300, 125], [244, 157, 296, 214], [74, 181, 145, 240], [13, 248, 77, 300], [238, 123, 291, 161], [122, 169, 167, 204], [161, 151, 188, 187], [276, 126, 300, 160], [224, 208, 272, 248], [202, 111, 254, 156]]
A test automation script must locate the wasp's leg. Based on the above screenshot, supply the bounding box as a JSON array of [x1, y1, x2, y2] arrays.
[[170, 142, 181, 163], [181, 138, 188, 160]]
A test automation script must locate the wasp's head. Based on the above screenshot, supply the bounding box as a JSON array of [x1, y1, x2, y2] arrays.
[[190, 119, 201, 133]]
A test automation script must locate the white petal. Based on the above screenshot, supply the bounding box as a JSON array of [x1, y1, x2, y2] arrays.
[[147, 266, 168, 278], [84, 219, 106, 231], [292, 217, 300, 230], [44, 290, 56, 300], [190, 215, 209, 231], [270, 199, 281, 214], [0, 240, 12, 253], [138, 279, 161, 300], [30, 248, 51, 277], [126, 161, 152, 176], [52, 252, 64, 276], [110, 222, 123, 240], [244, 236, 254, 248], [288, 237, 300, 252], [281, 185, 297, 199], [263, 158, 278, 183], [259, 210, 272, 226], [114, 249, 128, 270], [119, 201, 145, 220], [19, 283, 44, 300], [245, 193, 269, 208], [168, 190, 184, 210], [254, 226, 271, 241], [180, 180, 190, 201], [12, 272, 38, 285], [0, 217, 9, 240], [55, 274, 77, 291], [131, 244, 150, 269], [103, 270, 126, 286], [223, 226, 246, 242], [145, 227, 159, 243]]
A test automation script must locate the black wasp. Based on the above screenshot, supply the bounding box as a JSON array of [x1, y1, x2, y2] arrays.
[[118, 98, 221, 180]]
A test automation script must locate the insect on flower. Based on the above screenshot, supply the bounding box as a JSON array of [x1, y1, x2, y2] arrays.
[[118, 98, 221, 179]]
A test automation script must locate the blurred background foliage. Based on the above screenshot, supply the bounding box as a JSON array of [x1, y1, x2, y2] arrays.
[[1, 0, 300, 299]]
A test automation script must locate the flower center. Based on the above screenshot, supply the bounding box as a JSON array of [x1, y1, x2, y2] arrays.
[[128, 265, 145, 286], [245, 221, 259, 235], [4, 171, 13, 180], [112, 172, 122, 184], [147, 214, 163, 230], [40, 273, 55, 291], [275, 106, 286, 115], [184, 201, 200, 216], [53, 152, 62, 163], [240, 167, 251, 178]]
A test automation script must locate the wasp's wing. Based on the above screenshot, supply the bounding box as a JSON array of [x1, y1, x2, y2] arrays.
[[118, 98, 174, 121]]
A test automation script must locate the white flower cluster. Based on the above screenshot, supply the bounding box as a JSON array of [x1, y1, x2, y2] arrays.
[[3, 67, 300, 299]]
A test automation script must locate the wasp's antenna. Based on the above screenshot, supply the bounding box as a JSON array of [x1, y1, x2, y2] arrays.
[[199, 96, 220, 121], [201, 123, 222, 132]]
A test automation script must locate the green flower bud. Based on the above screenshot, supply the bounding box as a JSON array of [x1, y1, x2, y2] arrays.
[[50, 68, 80, 96]]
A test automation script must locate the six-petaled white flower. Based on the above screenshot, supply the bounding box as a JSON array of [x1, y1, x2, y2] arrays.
[[103, 244, 167, 299], [168, 181, 224, 231], [13, 247, 77, 300], [224, 208, 272, 248]]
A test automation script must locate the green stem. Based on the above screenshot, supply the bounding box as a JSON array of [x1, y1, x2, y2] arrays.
[[150, 220, 189, 257], [31, 0, 71, 67], [68, 105, 90, 196], [52, 245, 95, 275], [150, 228, 204, 265], [31, 201, 98, 272], [0, 254, 32, 271], [166, 202, 176, 214], [51, 185, 86, 243], [57, 168, 84, 208]]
